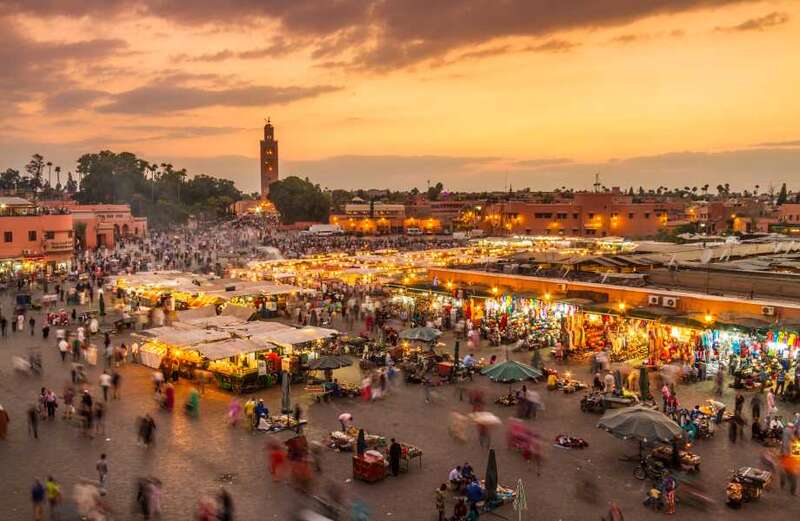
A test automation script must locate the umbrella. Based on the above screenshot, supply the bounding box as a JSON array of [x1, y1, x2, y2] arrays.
[[281, 370, 291, 413], [639, 366, 650, 400], [485, 448, 498, 503], [614, 369, 623, 392], [469, 411, 502, 426], [308, 356, 352, 371], [481, 360, 543, 383], [597, 406, 683, 444], [399, 327, 441, 342], [356, 429, 366, 456], [513, 478, 527, 521]]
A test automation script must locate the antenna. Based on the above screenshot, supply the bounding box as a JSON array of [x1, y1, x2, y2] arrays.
[[593, 173, 602, 193]]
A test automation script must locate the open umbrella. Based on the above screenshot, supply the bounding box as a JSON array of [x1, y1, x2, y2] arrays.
[[485, 448, 498, 503], [513, 478, 527, 521], [481, 360, 542, 383], [597, 406, 683, 444], [281, 371, 291, 413], [639, 366, 650, 400], [613, 369, 623, 392], [399, 326, 441, 342], [308, 356, 352, 371]]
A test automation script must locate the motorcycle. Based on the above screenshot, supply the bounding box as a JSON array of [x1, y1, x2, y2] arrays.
[[633, 456, 667, 481]]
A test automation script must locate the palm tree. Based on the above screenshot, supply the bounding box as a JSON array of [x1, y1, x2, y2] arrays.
[[54, 166, 62, 192], [46, 161, 52, 188]]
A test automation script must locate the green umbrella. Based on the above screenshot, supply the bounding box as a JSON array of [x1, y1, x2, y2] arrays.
[[485, 448, 498, 502], [398, 327, 441, 342], [639, 366, 650, 400], [597, 406, 683, 444], [308, 355, 352, 371], [481, 360, 542, 383]]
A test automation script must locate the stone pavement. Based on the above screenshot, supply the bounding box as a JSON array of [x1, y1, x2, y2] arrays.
[[0, 301, 798, 520]]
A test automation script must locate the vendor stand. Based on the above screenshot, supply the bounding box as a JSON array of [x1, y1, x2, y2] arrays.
[[387, 443, 423, 472], [353, 451, 387, 483]]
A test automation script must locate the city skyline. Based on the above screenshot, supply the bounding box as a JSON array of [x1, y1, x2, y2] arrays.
[[0, 0, 798, 193]]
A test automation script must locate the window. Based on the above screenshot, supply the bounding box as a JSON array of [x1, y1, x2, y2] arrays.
[[67, 231, 73, 238], [28, 231, 37, 241], [610, 213, 619, 218], [587, 213, 594, 219], [585, 229, 596, 236], [3, 232, 11, 243], [572, 213, 579, 219], [628, 213, 634, 219], [644, 213, 651, 219], [534, 213, 552, 219], [44, 231, 54, 240]]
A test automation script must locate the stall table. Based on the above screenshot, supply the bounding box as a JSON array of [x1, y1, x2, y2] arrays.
[[353, 453, 387, 483]]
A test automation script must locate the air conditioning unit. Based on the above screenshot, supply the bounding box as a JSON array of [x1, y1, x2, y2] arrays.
[[662, 296, 678, 308], [648, 295, 661, 306], [762, 306, 775, 316]]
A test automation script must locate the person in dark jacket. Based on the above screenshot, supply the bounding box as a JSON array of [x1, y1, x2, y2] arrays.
[[389, 438, 402, 476]]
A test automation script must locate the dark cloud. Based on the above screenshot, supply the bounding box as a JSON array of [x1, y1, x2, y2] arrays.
[[752, 139, 800, 148], [1, 0, 757, 70], [45, 89, 108, 112], [716, 11, 789, 31], [173, 37, 300, 62], [96, 82, 341, 114], [0, 18, 126, 116], [457, 45, 512, 61], [522, 39, 581, 53], [609, 33, 647, 44]]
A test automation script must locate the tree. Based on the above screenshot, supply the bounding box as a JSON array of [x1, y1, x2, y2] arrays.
[[73, 150, 243, 228], [777, 182, 788, 205], [0, 168, 21, 191], [427, 182, 444, 201], [268, 176, 330, 224], [25, 154, 45, 197], [65, 171, 78, 194]]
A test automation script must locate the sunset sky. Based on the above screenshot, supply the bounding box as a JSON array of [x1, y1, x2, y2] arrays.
[[0, 0, 798, 193]]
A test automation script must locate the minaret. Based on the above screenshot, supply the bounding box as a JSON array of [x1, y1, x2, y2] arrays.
[[260, 118, 279, 198]]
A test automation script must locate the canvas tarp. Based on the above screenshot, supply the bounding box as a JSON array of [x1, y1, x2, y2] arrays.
[[182, 315, 245, 329], [140, 325, 230, 346], [193, 338, 264, 361], [221, 304, 254, 320], [266, 326, 338, 347], [176, 305, 217, 322]]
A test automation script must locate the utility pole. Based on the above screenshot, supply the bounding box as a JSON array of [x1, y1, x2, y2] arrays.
[[593, 173, 601, 193]]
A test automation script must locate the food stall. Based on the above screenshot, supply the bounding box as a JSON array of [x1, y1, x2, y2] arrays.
[[137, 324, 230, 369], [197, 338, 276, 393]]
